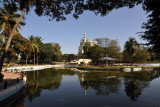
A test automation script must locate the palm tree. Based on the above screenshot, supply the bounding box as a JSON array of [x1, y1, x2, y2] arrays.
[[124, 37, 139, 64], [34, 36, 42, 65], [28, 35, 36, 65], [28, 36, 42, 65], [24, 39, 32, 65], [0, 4, 25, 74], [0, 4, 25, 36]]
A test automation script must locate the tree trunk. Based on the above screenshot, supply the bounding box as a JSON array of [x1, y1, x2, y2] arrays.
[[34, 52, 35, 65], [26, 54, 28, 65], [37, 53, 38, 65], [0, 8, 26, 73], [131, 56, 133, 65]]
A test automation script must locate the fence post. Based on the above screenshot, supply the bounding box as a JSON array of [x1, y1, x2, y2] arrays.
[[17, 78, 19, 83], [4, 81, 7, 89]]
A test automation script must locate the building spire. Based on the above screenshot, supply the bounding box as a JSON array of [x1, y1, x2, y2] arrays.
[[84, 33, 86, 42]]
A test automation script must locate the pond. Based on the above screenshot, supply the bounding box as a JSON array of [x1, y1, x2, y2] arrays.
[[10, 68, 160, 107]]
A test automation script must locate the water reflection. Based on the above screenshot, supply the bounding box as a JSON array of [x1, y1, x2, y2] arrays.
[[24, 69, 76, 102], [124, 71, 160, 101], [9, 69, 160, 107], [79, 72, 121, 96]]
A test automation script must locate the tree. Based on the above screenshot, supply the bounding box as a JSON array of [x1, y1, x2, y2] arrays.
[[123, 37, 139, 64], [0, 35, 5, 55], [94, 38, 110, 48], [95, 38, 121, 61], [28, 35, 37, 65], [133, 48, 150, 63], [24, 40, 32, 65], [0, 0, 148, 80], [105, 40, 121, 61], [63, 54, 77, 62], [34, 36, 43, 65], [140, 0, 160, 52], [84, 45, 105, 64], [0, 4, 25, 36], [83, 42, 92, 58], [0, 3, 25, 74], [5, 33, 28, 63], [123, 38, 150, 63], [40, 43, 55, 64], [52, 43, 63, 61]]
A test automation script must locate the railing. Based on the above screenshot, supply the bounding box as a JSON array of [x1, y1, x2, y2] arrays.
[[0, 72, 24, 91]]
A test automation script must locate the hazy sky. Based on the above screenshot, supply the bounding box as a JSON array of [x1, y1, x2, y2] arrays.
[[19, 4, 148, 54]]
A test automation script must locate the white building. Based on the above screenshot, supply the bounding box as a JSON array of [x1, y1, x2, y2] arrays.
[[78, 33, 97, 54], [71, 59, 92, 65]]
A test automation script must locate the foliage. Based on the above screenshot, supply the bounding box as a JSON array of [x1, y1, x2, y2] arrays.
[[28, 35, 43, 64], [140, 0, 160, 52], [0, 3, 25, 35], [104, 40, 121, 61], [94, 38, 110, 48], [123, 37, 140, 63], [51, 43, 63, 61], [2, 0, 142, 21], [84, 44, 105, 64], [123, 37, 150, 63], [133, 48, 150, 63], [0, 3, 25, 64], [4, 33, 28, 63], [63, 54, 77, 62], [94, 38, 121, 61], [150, 52, 160, 62], [38, 42, 63, 63]]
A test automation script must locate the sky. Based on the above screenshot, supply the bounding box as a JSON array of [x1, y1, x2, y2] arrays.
[[19, 4, 148, 54]]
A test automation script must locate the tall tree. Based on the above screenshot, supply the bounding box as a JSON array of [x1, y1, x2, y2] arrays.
[[28, 35, 36, 65], [94, 38, 110, 48], [34, 36, 43, 65], [123, 37, 139, 64], [0, 3, 25, 79], [6, 33, 28, 63], [140, 0, 160, 52], [133, 48, 150, 63], [84, 45, 105, 64], [105, 40, 121, 61], [95, 38, 121, 61], [24, 39, 32, 65], [40, 43, 55, 64]]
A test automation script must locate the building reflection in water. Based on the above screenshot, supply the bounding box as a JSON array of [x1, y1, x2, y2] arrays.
[[79, 71, 160, 101], [9, 69, 160, 107], [79, 71, 122, 96]]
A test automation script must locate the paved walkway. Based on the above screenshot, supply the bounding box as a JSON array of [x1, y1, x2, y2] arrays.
[[2, 72, 21, 80]]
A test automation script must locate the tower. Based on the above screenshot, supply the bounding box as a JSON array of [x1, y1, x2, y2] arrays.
[[84, 33, 86, 42]]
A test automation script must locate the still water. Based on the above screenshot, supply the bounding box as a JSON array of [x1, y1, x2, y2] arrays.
[[12, 68, 160, 107]]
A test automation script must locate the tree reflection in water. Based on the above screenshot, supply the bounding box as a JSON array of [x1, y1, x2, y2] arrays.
[[10, 69, 160, 107], [79, 70, 160, 101], [124, 71, 160, 101], [78, 71, 122, 96], [24, 69, 76, 102]]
